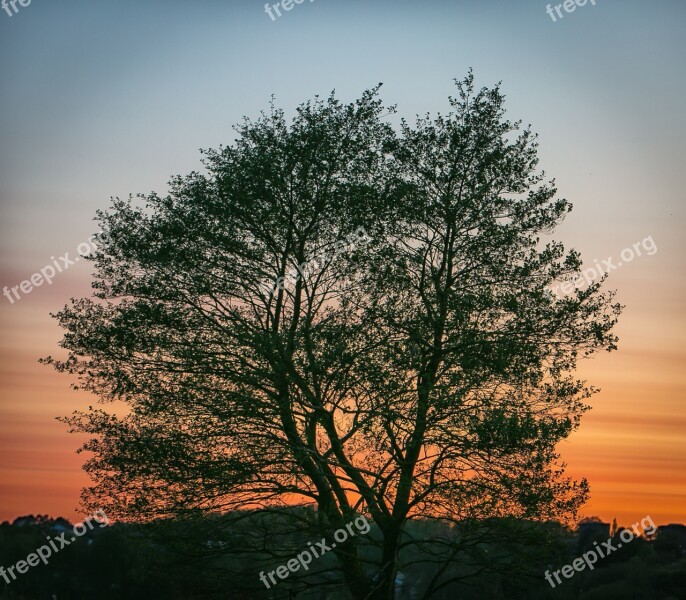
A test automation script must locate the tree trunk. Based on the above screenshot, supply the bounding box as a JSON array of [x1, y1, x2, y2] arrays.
[[367, 526, 400, 600]]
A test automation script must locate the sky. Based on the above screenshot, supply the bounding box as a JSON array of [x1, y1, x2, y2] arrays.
[[1, 0, 684, 527]]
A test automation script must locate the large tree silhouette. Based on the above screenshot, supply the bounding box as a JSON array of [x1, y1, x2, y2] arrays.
[[45, 74, 621, 599]]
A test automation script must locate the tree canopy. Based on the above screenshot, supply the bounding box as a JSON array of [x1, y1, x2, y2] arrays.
[[45, 73, 621, 599]]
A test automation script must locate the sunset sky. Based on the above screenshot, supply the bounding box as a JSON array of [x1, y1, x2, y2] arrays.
[[1, 0, 684, 527]]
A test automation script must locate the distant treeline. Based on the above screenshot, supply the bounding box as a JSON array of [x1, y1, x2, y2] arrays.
[[0, 510, 684, 599]]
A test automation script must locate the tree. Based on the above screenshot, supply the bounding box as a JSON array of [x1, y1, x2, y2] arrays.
[[45, 73, 621, 599]]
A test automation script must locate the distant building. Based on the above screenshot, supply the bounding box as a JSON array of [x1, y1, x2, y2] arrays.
[[577, 520, 610, 539], [657, 524, 686, 553]]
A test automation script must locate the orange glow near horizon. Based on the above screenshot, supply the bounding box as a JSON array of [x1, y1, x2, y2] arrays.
[[1, 267, 684, 528]]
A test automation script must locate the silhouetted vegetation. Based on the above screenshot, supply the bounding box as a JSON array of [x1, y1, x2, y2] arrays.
[[43, 73, 622, 599], [1, 513, 684, 599]]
